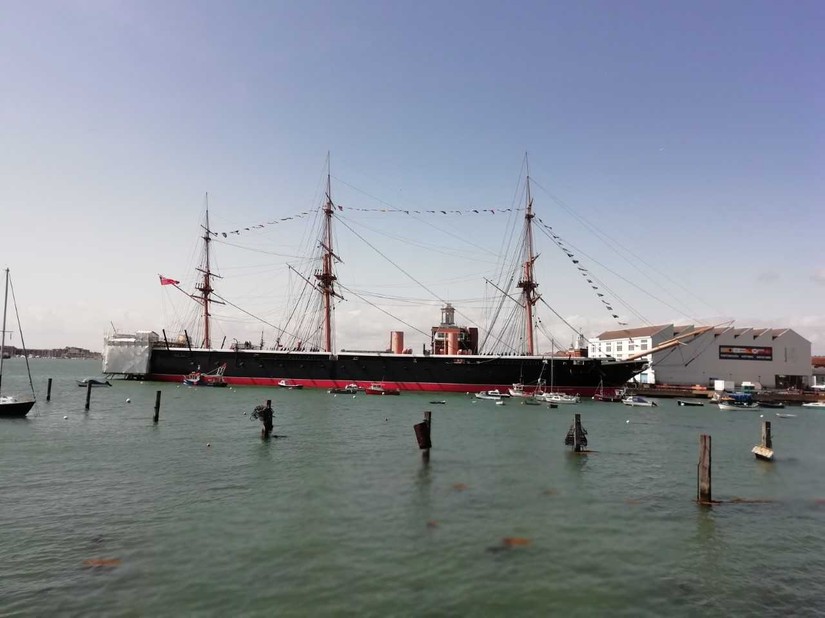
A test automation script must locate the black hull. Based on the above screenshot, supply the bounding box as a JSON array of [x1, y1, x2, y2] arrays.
[[0, 399, 35, 418], [146, 348, 645, 394]]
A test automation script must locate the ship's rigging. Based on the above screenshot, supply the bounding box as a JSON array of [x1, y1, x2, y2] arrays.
[[159, 158, 712, 359]]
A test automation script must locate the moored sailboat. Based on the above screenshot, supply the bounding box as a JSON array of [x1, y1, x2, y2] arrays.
[[0, 268, 36, 418]]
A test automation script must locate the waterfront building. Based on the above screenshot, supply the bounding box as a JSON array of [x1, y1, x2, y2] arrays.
[[812, 356, 825, 389], [589, 324, 811, 389]]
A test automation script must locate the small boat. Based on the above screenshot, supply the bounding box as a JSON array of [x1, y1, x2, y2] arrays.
[[718, 392, 759, 410], [183, 363, 228, 387], [475, 390, 503, 400], [278, 379, 303, 389], [486, 389, 511, 398], [757, 401, 785, 409], [495, 400, 505, 406], [329, 383, 360, 394], [718, 401, 760, 411], [622, 395, 658, 407], [593, 380, 624, 402], [776, 413, 796, 418], [539, 392, 580, 405], [77, 378, 112, 387], [508, 383, 529, 397], [0, 269, 36, 418], [801, 401, 825, 408], [521, 399, 542, 406], [677, 399, 705, 407], [429, 400, 446, 405], [508, 382, 543, 398], [364, 383, 400, 396]]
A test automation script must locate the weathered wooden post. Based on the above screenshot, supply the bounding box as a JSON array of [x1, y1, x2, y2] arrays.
[[697, 434, 712, 504], [46, 378, 52, 402], [752, 421, 774, 461], [262, 399, 273, 438], [414, 411, 432, 461], [84, 381, 92, 410], [153, 390, 162, 423], [564, 413, 588, 452]]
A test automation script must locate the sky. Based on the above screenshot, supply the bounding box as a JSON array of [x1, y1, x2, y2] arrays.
[[1, 0, 823, 354]]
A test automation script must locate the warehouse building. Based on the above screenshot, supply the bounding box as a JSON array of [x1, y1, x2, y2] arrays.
[[589, 324, 811, 389]]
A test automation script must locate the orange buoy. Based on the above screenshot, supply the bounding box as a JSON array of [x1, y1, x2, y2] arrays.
[[502, 537, 531, 547]]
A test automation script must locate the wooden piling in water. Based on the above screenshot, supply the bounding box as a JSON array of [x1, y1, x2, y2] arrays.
[[752, 421, 774, 461], [697, 434, 712, 504], [46, 378, 52, 402], [564, 413, 588, 452], [414, 411, 432, 461], [84, 382, 92, 410], [153, 390, 162, 423], [261, 399, 273, 439]]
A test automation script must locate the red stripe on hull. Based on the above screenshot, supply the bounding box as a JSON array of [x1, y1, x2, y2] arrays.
[[150, 374, 601, 396]]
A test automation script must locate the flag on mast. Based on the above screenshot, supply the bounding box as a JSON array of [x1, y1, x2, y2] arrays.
[[159, 275, 180, 286]]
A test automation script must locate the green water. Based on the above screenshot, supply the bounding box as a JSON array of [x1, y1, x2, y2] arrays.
[[2, 359, 824, 616]]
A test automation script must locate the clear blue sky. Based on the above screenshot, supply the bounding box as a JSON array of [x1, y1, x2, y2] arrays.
[[1, 1, 823, 353]]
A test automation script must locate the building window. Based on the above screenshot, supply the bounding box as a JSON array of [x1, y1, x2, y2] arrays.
[[616, 343, 623, 352], [641, 343, 648, 350]]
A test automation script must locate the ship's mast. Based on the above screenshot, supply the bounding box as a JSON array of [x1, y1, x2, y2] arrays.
[[315, 160, 339, 353], [0, 268, 8, 394], [195, 194, 217, 348], [516, 157, 540, 355]]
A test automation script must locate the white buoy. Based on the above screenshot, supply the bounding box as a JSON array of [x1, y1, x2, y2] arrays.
[[63, 415, 68, 420], [206, 443, 211, 447], [626, 419, 630, 424], [126, 398, 131, 403], [243, 411, 246, 415], [352, 395, 356, 399]]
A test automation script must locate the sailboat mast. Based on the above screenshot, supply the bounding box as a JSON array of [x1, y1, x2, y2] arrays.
[[316, 163, 338, 353], [196, 194, 214, 349], [0, 268, 8, 393], [517, 158, 539, 355]]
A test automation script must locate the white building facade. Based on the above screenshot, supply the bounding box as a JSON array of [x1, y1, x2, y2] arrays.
[[589, 325, 811, 389]]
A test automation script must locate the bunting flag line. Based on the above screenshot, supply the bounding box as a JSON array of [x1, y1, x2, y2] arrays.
[[212, 206, 521, 238], [535, 217, 628, 327]]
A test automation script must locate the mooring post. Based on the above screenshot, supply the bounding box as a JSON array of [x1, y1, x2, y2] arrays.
[[153, 390, 162, 423], [697, 434, 712, 504], [84, 381, 92, 411], [752, 421, 774, 461], [262, 399, 273, 439], [46, 378, 52, 402], [414, 411, 433, 461], [564, 413, 588, 452], [574, 414, 583, 452]]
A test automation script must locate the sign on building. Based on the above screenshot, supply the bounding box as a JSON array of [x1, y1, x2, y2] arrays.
[[719, 345, 773, 361]]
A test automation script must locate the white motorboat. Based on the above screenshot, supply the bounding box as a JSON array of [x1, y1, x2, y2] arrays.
[[539, 392, 580, 405], [718, 401, 760, 411], [475, 390, 503, 400], [622, 395, 657, 407], [801, 401, 825, 408]]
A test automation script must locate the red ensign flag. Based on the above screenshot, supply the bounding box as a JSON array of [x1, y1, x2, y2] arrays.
[[159, 275, 180, 286]]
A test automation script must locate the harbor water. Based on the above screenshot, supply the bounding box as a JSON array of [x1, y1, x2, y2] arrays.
[[2, 359, 825, 616]]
